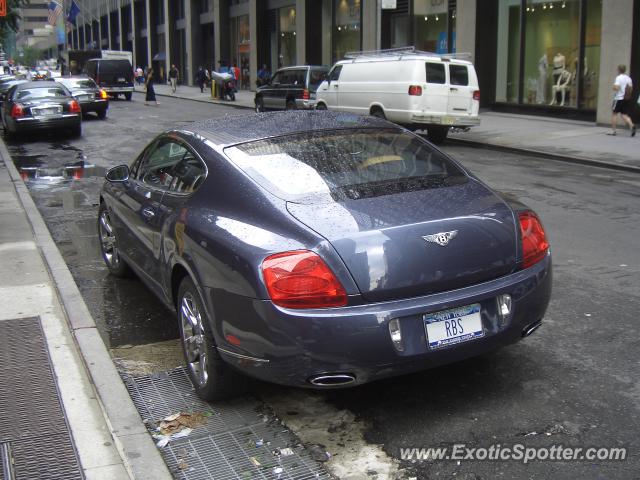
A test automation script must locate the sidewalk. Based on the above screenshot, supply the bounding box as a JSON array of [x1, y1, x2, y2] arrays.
[[144, 82, 640, 173], [0, 142, 171, 479]]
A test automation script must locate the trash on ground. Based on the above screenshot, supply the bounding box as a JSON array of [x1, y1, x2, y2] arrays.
[[158, 411, 208, 435], [307, 444, 331, 462], [278, 447, 294, 456], [250, 456, 261, 466], [255, 438, 264, 447], [153, 427, 193, 447]]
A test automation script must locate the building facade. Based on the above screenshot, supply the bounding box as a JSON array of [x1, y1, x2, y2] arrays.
[[16, 2, 59, 53], [67, 0, 639, 123]]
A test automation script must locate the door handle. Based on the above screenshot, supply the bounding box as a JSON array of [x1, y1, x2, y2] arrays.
[[450, 87, 459, 91], [333, 84, 338, 88], [141, 206, 155, 219]]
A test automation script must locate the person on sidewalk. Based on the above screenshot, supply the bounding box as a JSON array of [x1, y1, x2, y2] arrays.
[[195, 66, 206, 93], [169, 64, 179, 93], [144, 67, 159, 106], [608, 64, 635, 137]]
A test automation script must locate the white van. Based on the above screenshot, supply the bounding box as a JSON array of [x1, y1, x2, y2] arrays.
[[315, 48, 480, 143]]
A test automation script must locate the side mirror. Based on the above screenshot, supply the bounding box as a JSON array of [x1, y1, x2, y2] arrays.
[[105, 165, 130, 182]]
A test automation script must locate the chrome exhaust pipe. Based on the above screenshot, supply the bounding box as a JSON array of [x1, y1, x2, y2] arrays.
[[308, 374, 356, 386], [522, 321, 542, 338]]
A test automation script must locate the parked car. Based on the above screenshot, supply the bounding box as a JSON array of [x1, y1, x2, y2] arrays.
[[2, 81, 82, 137], [85, 58, 134, 100], [98, 111, 551, 401], [57, 76, 109, 119], [315, 48, 481, 143], [254, 65, 329, 112], [0, 79, 28, 107]]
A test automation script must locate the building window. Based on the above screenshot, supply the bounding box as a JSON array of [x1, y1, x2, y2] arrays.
[[279, 6, 296, 67], [230, 14, 250, 74], [414, 0, 449, 53], [496, 0, 601, 111], [334, 0, 361, 61]]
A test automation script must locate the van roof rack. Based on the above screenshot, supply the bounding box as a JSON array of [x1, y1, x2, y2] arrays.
[[343, 47, 472, 62]]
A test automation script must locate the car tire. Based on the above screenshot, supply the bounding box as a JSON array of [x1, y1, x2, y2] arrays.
[[71, 124, 82, 138], [315, 103, 327, 111], [177, 277, 245, 401], [370, 108, 386, 119], [427, 126, 449, 145], [97, 108, 108, 120], [255, 97, 265, 113], [285, 99, 297, 110], [98, 202, 131, 277], [124, 92, 132, 101]]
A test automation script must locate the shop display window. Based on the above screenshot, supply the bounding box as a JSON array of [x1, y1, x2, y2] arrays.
[[414, 0, 449, 53], [334, 0, 361, 60], [279, 6, 297, 67]]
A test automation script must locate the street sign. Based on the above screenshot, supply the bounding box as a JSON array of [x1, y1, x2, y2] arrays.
[[0, 0, 6, 17]]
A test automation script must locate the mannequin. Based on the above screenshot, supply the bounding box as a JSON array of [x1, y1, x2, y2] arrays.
[[536, 54, 548, 104], [552, 53, 566, 103], [550, 69, 572, 106]]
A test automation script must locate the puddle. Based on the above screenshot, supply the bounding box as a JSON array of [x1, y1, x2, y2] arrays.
[[18, 161, 107, 184]]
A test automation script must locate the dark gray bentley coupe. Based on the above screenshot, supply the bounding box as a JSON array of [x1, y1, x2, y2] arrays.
[[98, 111, 552, 400]]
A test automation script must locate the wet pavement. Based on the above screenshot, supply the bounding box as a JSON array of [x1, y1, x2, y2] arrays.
[[5, 97, 230, 348]]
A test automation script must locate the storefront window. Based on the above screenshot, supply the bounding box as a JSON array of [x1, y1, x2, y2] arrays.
[[582, 0, 601, 110], [523, 0, 580, 107], [334, 0, 361, 61], [414, 0, 449, 53], [230, 15, 250, 72], [495, 0, 521, 103], [279, 6, 296, 67]]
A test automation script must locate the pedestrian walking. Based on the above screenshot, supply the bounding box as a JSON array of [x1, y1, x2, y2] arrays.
[[136, 66, 144, 86], [169, 64, 179, 93], [608, 64, 635, 137], [195, 66, 206, 93], [145, 67, 159, 106]]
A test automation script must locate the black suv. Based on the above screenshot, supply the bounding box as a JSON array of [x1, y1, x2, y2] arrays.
[[254, 65, 328, 112], [85, 59, 134, 100]]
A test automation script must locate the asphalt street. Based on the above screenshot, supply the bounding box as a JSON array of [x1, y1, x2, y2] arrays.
[[6, 94, 639, 479]]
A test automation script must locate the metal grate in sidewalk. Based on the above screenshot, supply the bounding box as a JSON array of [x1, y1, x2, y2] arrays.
[[0, 317, 83, 480], [122, 367, 332, 480]]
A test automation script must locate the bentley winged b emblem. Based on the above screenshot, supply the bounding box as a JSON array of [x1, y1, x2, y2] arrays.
[[422, 230, 458, 247]]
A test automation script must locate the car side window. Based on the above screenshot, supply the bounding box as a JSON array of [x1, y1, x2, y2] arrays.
[[271, 72, 284, 85], [449, 65, 469, 86], [292, 70, 305, 86], [136, 140, 189, 191], [309, 70, 326, 89], [329, 65, 342, 82], [169, 151, 207, 194], [425, 63, 446, 84]]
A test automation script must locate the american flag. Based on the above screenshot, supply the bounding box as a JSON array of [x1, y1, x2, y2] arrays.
[[47, 1, 63, 26]]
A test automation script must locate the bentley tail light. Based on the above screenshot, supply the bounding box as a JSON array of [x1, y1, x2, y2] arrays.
[[262, 250, 347, 309], [408, 85, 423, 96], [10, 103, 24, 118], [519, 211, 549, 269], [69, 100, 81, 113]]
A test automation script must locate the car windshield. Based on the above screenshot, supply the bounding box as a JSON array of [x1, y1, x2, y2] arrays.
[[17, 88, 67, 100], [59, 78, 96, 89], [224, 128, 467, 203]]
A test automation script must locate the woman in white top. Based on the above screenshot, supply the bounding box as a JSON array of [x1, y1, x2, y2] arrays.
[[609, 64, 635, 136]]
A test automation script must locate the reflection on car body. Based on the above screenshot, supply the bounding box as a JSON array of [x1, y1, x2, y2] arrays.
[[98, 111, 552, 401]]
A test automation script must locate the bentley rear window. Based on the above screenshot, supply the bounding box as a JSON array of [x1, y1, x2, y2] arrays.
[[224, 129, 467, 202]]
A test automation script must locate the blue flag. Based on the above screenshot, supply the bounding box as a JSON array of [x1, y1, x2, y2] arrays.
[[67, 0, 80, 26]]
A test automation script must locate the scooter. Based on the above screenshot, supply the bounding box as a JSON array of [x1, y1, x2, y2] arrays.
[[221, 78, 236, 101]]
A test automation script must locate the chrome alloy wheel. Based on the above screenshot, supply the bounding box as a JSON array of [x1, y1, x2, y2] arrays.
[[99, 208, 120, 268], [180, 292, 208, 387]]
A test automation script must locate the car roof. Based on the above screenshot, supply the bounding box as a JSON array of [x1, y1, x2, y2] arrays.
[[188, 111, 398, 147], [15, 81, 66, 90]]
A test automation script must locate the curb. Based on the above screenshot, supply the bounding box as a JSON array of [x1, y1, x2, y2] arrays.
[[0, 139, 172, 479], [447, 138, 640, 174], [135, 89, 254, 111]]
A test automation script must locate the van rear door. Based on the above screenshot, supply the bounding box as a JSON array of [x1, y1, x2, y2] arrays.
[[424, 62, 448, 118], [446, 63, 474, 117]]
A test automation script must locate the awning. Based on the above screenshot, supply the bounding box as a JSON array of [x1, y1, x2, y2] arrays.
[[152, 52, 166, 61]]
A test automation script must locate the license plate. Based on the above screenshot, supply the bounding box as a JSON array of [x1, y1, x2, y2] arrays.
[[424, 303, 484, 349], [78, 95, 91, 101], [117, 77, 126, 82], [34, 107, 59, 116], [442, 116, 455, 125]]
